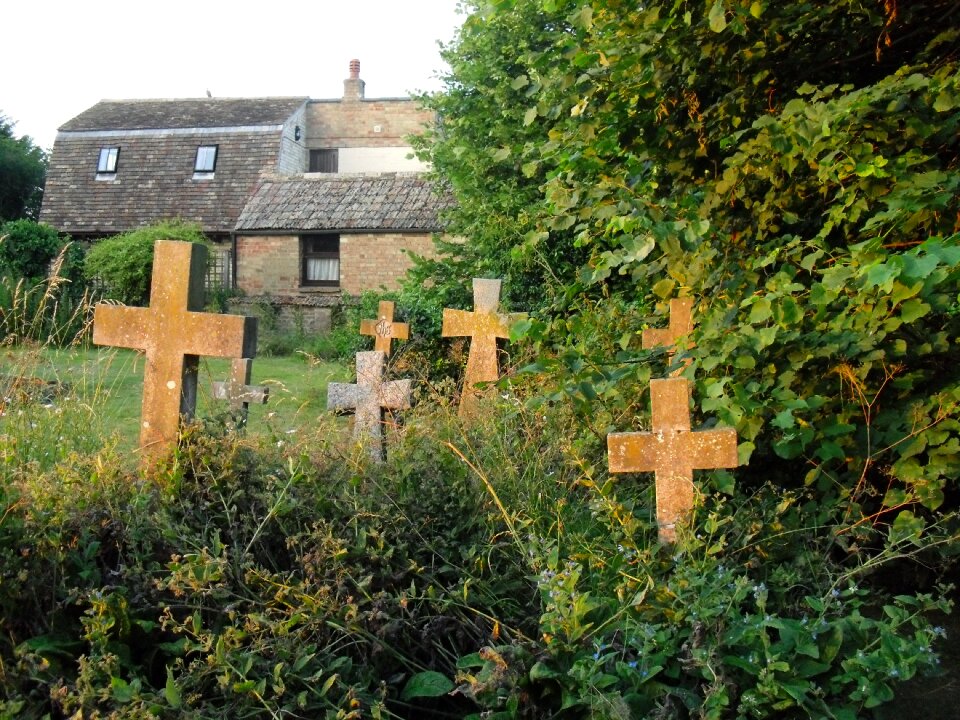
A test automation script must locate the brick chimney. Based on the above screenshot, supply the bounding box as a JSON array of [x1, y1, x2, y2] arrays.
[[343, 59, 365, 101]]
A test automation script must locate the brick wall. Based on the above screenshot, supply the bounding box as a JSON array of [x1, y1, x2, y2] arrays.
[[305, 99, 434, 149], [235, 235, 301, 295], [236, 232, 439, 296], [340, 233, 437, 294]]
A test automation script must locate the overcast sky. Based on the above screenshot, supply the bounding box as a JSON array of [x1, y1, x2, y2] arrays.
[[5, 0, 465, 151]]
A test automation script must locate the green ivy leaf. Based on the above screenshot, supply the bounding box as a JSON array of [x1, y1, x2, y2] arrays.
[[401, 671, 454, 701]]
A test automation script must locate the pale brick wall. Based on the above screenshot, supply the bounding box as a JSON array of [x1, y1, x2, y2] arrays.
[[340, 233, 437, 294], [236, 232, 439, 296], [235, 235, 301, 295], [305, 99, 434, 149]]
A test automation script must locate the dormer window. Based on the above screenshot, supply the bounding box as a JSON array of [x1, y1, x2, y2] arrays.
[[96, 147, 119, 178], [194, 145, 218, 177]]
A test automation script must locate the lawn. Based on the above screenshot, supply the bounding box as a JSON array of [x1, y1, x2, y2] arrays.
[[0, 346, 351, 449]]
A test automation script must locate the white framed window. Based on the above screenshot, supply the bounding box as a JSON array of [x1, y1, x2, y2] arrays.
[[97, 147, 119, 174], [195, 145, 218, 173]]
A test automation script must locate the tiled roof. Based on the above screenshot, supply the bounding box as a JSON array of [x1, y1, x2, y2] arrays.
[[59, 97, 308, 132], [40, 130, 286, 235], [235, 174, 453, 232]]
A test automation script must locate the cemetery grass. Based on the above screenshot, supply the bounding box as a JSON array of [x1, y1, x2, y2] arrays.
[[0, 346, 351, 450]]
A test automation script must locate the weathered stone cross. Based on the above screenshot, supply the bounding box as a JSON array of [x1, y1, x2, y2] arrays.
[[608, 377, 738, 543], [643, 297, 694, 375], [93, 240, 257, 465], [442, 279, 519, 414], [212, 358, 269, 419], [327, 351, 412, 462], [359, 300, 409, 355]]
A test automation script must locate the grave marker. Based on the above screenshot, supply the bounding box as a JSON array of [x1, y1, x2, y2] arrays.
[[643, 297, 694, 376], [327, 351, 411, 462], [442, 279, 519, 414], [608, 377, 738, 543], [359, 300, 409, 355], [93, 240, 257, 465], [212, 358, 269, 419]]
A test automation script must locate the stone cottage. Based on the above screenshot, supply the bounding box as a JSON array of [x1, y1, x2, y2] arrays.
[[39, 61, 450, 330]]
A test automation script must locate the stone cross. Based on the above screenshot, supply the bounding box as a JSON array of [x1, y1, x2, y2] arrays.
[[643, 297, 694, 376], [327, 351, 412, 462], [212, 358, 269, 419], [359, 300, 409, 355], [608, 377, 738, 543], [93, 240, 257, 465], [442, 279, 518, 414]]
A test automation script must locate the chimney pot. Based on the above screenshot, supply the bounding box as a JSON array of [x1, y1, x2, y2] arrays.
[[344, 59, 365, 101]]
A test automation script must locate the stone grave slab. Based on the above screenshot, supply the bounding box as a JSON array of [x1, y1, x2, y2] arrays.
[[212, 358, 269, 420], [359, 300, 410, 356], [608, 377, 738, 543], [442, 278, 521, 415], [327, 350, 411, 462], [93, 240, 257, 465]]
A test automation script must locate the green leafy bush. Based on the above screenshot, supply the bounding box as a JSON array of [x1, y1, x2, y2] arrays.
[[0, 220, 72, 282], [84, 220, 209, 305]]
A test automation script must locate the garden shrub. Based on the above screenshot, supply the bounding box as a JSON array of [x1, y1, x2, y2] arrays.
[[84, 220, 210, 306], [0, 220, 66, 282]]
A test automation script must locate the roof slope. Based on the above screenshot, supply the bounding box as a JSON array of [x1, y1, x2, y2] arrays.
[[40, 130, 287, 235], [59, 97, 308, 131], [235, 174, 453, 232]]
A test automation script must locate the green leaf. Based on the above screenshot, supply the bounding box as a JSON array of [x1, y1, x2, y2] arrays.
[[749, 1, 763, 18], [652, 278, 676, 298], [165, 667, 182, 709], [890, 510, 925, 544], [523, 107, 538, 126], [511, 74, 530, 90], [401, 671, 455, 701], [899, 298, 930, 323], [457, 652, 485, 669], [708, 0, 727, 32], [111, 676, 134, 703], [529, 661, 560, 680]]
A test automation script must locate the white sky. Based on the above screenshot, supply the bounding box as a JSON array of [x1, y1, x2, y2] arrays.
[[4, 0, 465, 151]]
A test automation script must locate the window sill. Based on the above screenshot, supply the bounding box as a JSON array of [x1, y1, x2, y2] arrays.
[[298, 285, 341, 294], [95, 173, 118, 182], [192, 172, 215, 181]]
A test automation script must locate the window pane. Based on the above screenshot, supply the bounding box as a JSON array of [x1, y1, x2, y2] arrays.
[[306, 258, 339, 282], [195, 146, 217, 172], [98, 147, 118, 173]]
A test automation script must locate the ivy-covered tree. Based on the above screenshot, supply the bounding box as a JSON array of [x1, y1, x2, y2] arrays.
[[413, 3, 960, 715], [0, 114, 46, 222]]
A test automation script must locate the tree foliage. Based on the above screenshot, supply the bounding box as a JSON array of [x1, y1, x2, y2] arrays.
[[0, 115, 46, 222], [84, 220, 210, 306], [410, 2, 960, 715]]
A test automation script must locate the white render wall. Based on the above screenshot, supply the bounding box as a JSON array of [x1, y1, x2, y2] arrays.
[[334, 146, 428, 173]]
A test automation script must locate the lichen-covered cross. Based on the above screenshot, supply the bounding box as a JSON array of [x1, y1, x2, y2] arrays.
[[643, 297, 694, 376], [359, 300, 409, 355], [327, 351, 411, 463], [93, 240, 257, 466], [212, 358, 269, 420], [607, 377, 738, 543], [442, 279, 520, 415]]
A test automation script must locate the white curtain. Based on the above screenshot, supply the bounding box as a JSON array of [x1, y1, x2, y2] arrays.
[[307, 258, 339, 282]]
